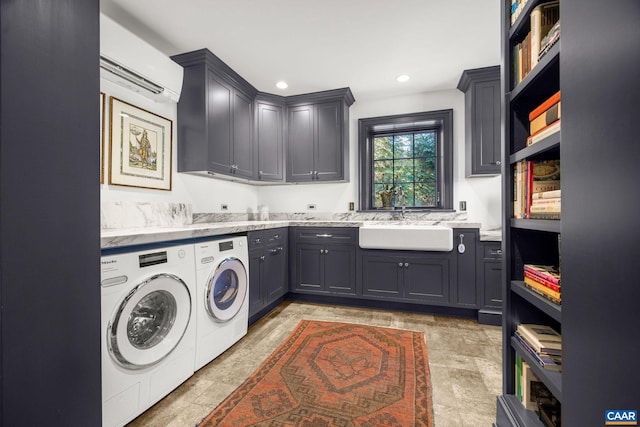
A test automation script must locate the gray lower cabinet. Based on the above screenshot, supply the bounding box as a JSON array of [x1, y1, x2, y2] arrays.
[[451, 228, 479, 308], [477, 241, 503, 325], [248, 228, 288, 321], [172, 48, 258, 179], [290, 227, 357, 295], [255, 93, 285, 182], [457, 66, 501, 177], [286, 89, 355, 183], [360, 251, 450, 304]]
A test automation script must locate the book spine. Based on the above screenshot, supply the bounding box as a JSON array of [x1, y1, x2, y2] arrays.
[[526, 120, 561, 146], [529, 90, 561, 121], [514, 333, 562, 371], [532, 189, 561, 199], [524, 277, 562, 299], [529, 204, 561, 213], [524, 281, 562, 304], [530, 197, 561, 206], [528, 212, 561, 220], [530, 102, 561, 135], [524, 265, 561, 285], [530, 6, 542, 68], [524, 270, 561, 292], [531, 180, 560, 193]]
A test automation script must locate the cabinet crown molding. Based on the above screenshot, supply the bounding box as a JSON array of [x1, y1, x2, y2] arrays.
[[457, 65, 501, 92]]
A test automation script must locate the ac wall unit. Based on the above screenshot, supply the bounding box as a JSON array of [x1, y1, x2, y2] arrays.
[[100, 14, 183, 103]]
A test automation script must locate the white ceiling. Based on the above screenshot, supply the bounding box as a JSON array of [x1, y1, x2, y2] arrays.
[[100, 0, 501, 101]]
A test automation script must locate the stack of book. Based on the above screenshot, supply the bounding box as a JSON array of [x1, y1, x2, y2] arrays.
[[527, 91, 561, 147], [524, 264, 561, 304], [513, 160, 561, 219], [512, 1, 560, 86], [514, 323, 562, 372]]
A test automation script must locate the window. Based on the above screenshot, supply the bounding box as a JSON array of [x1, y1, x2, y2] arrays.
[[358, 110, 453, 211]]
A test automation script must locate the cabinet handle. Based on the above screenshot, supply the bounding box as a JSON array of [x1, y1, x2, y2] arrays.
[[495, 161, 501, 166], [398, 262, 403, 267], [320, 249, 325, 254], [254, 238, 261, 244], [325, 249, 329, 254], [259, 255, 265, 261], [315, 234, 333, 238], [404, 262, 409, 268]]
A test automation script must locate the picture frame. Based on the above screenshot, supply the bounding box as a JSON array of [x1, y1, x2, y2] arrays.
[[108, 96, 173, 191], [100, 92, 106, 184]]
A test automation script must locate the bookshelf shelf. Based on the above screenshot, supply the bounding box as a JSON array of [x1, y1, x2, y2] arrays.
[[510, 43, 560, 105], [511, 337, 563, 402], [510, 218, 561, 233], [497, 395, 545, 427], [511, 281, 562, 322], [510, 134, 560, 164]]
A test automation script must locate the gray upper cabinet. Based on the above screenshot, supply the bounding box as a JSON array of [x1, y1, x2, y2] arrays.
[[255, 93, 285, 182], [286, 89, 355, 183], [171, 49, 258, 180], [457, 66, 501, 177]]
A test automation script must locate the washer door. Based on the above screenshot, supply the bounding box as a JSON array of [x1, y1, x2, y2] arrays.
[[205, 257, 247, 322], [108, 273, 192, 370]]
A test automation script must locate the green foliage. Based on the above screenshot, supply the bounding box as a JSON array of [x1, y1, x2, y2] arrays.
[[372, 131, 438, 208]]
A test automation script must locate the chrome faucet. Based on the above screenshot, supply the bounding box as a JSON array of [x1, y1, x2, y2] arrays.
[[396, 186, 406, 219]]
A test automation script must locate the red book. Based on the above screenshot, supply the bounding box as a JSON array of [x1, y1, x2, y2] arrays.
[[524, 264, 561, 285], [524, 270, 561, 292], [529, 91, 561, 121]]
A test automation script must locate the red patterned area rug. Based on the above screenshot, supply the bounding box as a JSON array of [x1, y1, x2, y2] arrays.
[[198, 320, 433, 427]]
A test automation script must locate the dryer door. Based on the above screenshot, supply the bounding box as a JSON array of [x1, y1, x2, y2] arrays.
[[108, 273, 192, 370], [205, 257, 248, 322]]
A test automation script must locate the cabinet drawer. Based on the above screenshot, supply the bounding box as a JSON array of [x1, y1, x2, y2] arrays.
[[294, 227, 357, 244], [249, 227, 288, 249], [483, 243, 503, 260]]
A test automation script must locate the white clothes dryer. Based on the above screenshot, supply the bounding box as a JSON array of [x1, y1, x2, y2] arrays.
[[194, 235, 249, 371], [100, 243, 196, 427]]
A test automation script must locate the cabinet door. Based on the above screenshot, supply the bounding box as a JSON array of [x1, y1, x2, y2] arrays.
[[471, 79, 501, 175], [287, 105, 315, 182], [264, 243, 287, 302], [452, 229, 478, 307], [232, 89, 254, 178], [323, 245, 356, 295], [403, 255, 450, 304], [483, 261, 502, 309], [361, 253, 403, 299], [207, 70, 233, 173], [315, 101, 343, 181], [293, 243, 323, 292], [256, 101, 284, 181], [248, 248, 265, 317]]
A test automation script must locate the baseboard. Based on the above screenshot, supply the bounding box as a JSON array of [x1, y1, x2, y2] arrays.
[[478, 309, 502, 326]]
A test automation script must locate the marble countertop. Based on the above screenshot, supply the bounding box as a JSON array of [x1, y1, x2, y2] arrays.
[[101, 219, 500, 249]]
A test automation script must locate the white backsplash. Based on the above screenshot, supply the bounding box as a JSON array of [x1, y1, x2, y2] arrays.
[[101, 201, 193, 229]]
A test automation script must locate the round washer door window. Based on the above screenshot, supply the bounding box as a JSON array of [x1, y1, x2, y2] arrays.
[[205, 257, 247, 322], [108, 273, 192, 370]]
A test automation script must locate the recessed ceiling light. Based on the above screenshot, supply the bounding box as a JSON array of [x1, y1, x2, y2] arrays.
[[396, 75, 410, 83], [276, 81, 288, 89]]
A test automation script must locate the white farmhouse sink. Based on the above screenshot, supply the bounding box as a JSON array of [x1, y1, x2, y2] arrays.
[[359, 224, 453, 251]]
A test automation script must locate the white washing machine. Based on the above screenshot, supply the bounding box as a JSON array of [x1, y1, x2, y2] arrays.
[[100, 243, 196, 427], [194, 235, 249, 371]]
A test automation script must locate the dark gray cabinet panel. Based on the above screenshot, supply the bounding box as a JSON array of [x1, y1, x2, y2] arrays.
[[458, 66, 501, 177], [290, 227, 357, 295], [479, 242, 502, 310], [172, 49, 258, 179], [287, 105, 315, 181], [248, 228, 288, 320], [255, 94, 285, 181], [286, 89, 354, 183], [361, 251, 450, 304], [1, 1, 102, 425], [452, 229, 478, 307]]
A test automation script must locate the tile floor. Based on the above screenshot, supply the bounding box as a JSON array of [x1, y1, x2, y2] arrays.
[[128, 301, 502, 426]]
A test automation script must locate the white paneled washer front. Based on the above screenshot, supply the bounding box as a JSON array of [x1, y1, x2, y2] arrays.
[[194, 235, 249, 371], [100, 243, 196, 427]]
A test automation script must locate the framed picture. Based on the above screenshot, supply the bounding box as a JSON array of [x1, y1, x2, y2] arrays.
[[100, 92, 106, 184], [109, 96, 173, 191]]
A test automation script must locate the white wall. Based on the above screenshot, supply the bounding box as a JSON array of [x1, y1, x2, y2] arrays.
[[258, 89, 502, 228], [100, 78, 259, 214]]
